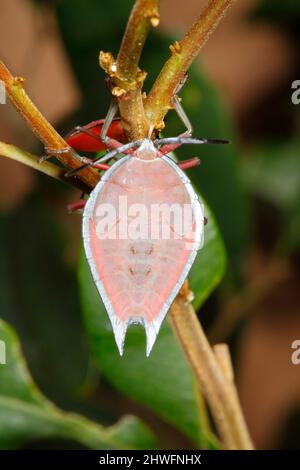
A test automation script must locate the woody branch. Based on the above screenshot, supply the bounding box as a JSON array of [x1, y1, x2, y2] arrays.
[[100, 0, 160, 140], [0, 60, 99, 191], [145, 0, 235, 131]]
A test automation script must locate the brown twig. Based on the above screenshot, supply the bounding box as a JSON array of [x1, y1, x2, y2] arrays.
[[100, 0, 160, 140], [0, 60, 99, 190], [144, 0, 235, 131], [213, 343, 234, 383], [169, 292, 254, 450], [116, 0, 160, 82]]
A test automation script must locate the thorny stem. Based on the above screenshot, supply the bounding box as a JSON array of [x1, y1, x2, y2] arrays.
[[169, 291, 254, 450], [145, 0, 235, 130], [0, 61, 99, 190], [100, 0, 160, 140]]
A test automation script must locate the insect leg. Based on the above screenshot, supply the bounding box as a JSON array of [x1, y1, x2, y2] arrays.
[[172, 95, 193, 136], [41, 148, 109, 171], [67, 199, 86, 214], [170, 72, 193, 136], [40, 146, 71, 163], [178, 157, 201, 170], [66, 140, 143, 177], [100, 99, 126, 150], [66, 125, 121, 150], [65, 99, 125, 151], [156, 137, 185, 156], [80, 156, 110, 171], [156, 136, 229, 149]]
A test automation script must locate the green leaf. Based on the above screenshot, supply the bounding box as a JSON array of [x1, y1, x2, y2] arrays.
[[0, 191, 89, 403], [242, 139, 300, 212], [242, 138, 300, 253], [0, 318, 156, 450], [78, 197, 226, 449]]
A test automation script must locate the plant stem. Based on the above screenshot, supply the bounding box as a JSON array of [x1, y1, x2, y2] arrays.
[[100, 1, 160, 140], [116, 0, 160, 83], [0, 61, 99, 189], [0, 142, 90, 193], [213, 343, 234, 382], [0, 142, 64, 182], [145, 0, 235, 130], [169, 292, 254, 450]]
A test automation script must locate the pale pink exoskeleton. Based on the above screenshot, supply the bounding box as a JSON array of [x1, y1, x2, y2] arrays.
[[64, 99, 227, 355], [82, 139, 204, 356]]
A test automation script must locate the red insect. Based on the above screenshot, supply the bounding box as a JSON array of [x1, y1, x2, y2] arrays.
[[65, 118, 126, 153]]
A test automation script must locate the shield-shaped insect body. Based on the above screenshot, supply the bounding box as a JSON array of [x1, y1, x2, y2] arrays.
[[83, 140, 204, 356]]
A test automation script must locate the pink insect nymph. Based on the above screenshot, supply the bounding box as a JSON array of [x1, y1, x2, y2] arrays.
[[83, 138, 204, 355], [64, 99, 228, 355]]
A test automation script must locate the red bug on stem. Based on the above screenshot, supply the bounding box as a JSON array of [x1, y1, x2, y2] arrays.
[[65, 117, 127, 153]]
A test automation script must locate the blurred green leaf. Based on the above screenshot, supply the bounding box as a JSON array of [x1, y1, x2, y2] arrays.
[[0, 318, 156, 449], [242, 139, 300, 212], [242, 138, 300, 252], [78, 197, 225, 449], [0, 191, 88, 403]]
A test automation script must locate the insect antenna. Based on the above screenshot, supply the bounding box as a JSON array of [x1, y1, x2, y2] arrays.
[[178, 157, 201, 170], [155, 136, 229, 146]]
